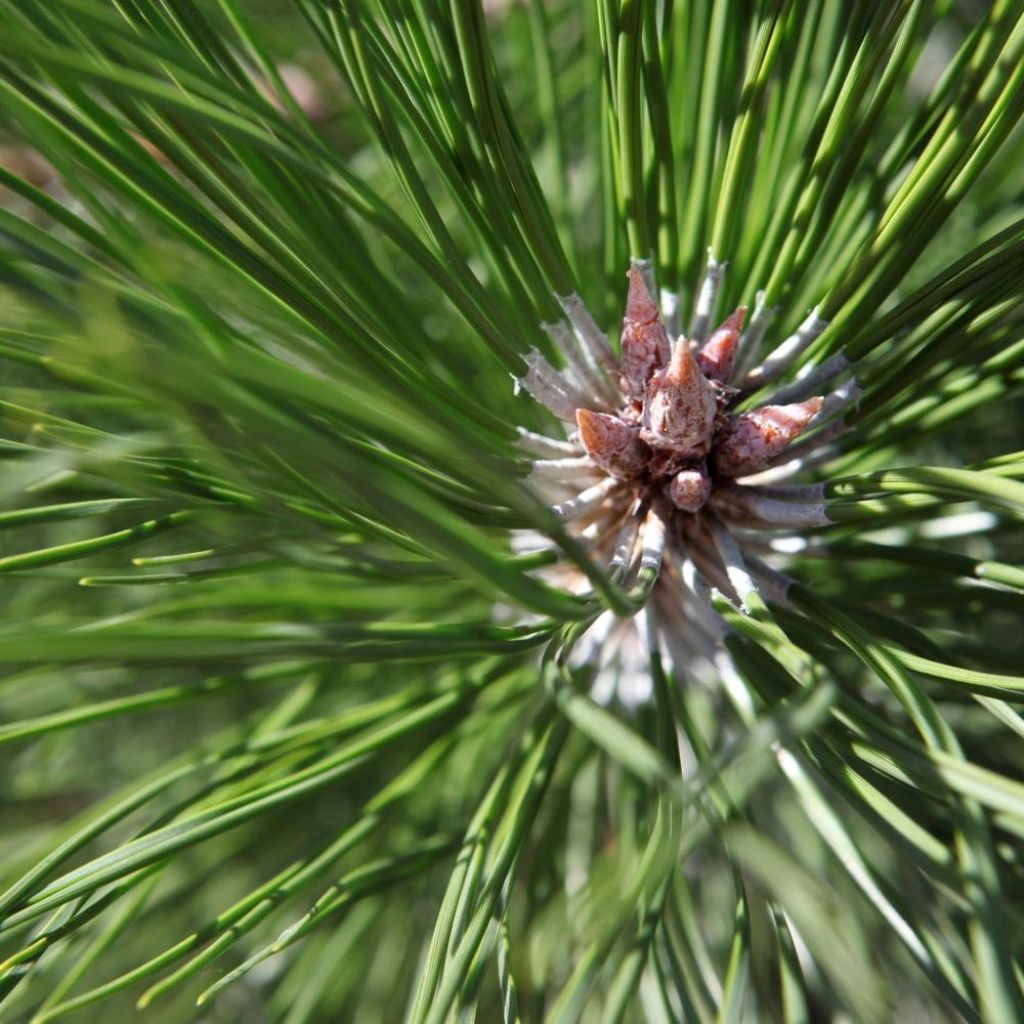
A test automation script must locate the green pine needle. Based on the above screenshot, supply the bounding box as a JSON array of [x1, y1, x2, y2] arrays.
[[0, 2, 1022, 1021]]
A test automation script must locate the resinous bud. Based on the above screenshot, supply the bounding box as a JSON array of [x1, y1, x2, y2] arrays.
[[698, 306, 746, 382], [713, 397, 824, 477], [667, 465, 711, 512], [620, 267, 671, 400], [642, 339, 718, 455], [576, 408, 649, 480]]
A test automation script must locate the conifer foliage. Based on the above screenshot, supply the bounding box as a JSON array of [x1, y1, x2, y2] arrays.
[[1, 2, 1023, 1021]]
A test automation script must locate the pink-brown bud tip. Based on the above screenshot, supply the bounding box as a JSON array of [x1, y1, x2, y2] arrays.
[[722, 306, 747, 333], [666, 337, 698, 381], [620, 269, 671, 399], [640, 339, 718, 454], [667, 466, 711, 513], [576, 408, 649, 480], [624, 266, 659, 325], [698, 306, 747, 382], [713, 396, 824, 477]]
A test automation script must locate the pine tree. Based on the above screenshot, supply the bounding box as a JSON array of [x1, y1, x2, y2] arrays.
[[1, 2, 1023, 1021]]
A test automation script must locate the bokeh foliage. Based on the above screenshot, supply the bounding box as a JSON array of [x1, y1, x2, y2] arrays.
[[0, 1, 1023, 1021]]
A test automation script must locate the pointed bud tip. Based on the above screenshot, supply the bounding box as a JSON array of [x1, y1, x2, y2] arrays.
[[574, 407, 604, 441], [575, 408, 648, 479], [712, 395, 826, 477], [698, 313, 744, 381], [751, 396, 825, 430], [620, 277, 671, 396], [724, 306, 747, 332], [625, 266, 659, 325], [667, 338, 703, 382], [644, 338, 717, 452]]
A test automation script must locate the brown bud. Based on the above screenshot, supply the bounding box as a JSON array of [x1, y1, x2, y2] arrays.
[[713, 397, 824, 477], [698, 306, 746, 382], [667, 465, 712, 513], [641, 339, 718, 455], [620, 267, 671, 399], [575, 408, 649, 480]]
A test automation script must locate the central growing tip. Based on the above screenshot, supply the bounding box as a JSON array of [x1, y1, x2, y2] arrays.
[[515, 256, 851, 704], [570, 268, 823, 521]]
